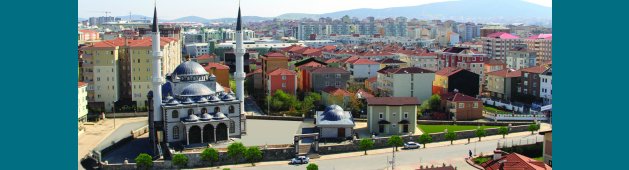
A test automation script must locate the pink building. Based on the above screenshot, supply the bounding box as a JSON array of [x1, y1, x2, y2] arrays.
[[266, 68, 297, 96]]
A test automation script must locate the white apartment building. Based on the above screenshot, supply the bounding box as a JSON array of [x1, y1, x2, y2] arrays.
[[376, 67, 435, 102]]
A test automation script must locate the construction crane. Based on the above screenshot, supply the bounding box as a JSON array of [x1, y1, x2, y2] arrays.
[[88, 11, 112, 17]]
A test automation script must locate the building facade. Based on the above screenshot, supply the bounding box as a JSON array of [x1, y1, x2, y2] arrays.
[[540, 66, 552, 105], [377, 67, 435, 102], [440, 92, 483, 121], [481, 32, 521, 60], [78, 82, 89, 124], [506, 47, 537, 69], [366, 97, 420, 135], [315, 105, 355, 139], [433, 67, 480, 97]]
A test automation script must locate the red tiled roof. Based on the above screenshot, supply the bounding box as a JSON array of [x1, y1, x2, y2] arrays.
[[246, 68, 262, 77], [311, 67, 349, 74], [89, 37, 177, 48], [204, 62, 229, 70], [322, 86, 352, 96], [435, 67, 463, 76], [520, 65, 549, 74], [302, 48, 322, 56], [319, 45, 337, 52], [281, 44, 305, 53], [78, 82, 88, 88], [482, 152, 552, 170], [267, 68, 296, 76], [196, 54, 215, 60], [366, 97, 421, 106], [79, 29, 98, 34], [377, 58, 406, 64], [297, 62, 325, 69], [349, 58, 379, 65], [486, 68, 521, 77], [486, 32, 520, 39], [365, 76, 378, 83], [339, 56, 359, 63], [378, 67, 435, 74], [356, 89, 375, 99], [264, 52, 287, 58], [441, 92, 479, 102], [325, 58, 339, 63]]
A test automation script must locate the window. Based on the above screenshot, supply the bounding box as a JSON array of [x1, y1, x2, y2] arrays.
[[229, 120, 235, 133], [201, 108, 207, 114], [379, 113, 383, 119], [282, 83, 286, 88], [229, 106, 235, 113], [173, 126, 179, 139], [473, 102, 478, 108], [214, 107, 221, 113], [458, 103, 465, 109], [336, 74, 341, 78], [172, 110, 179, 118], [404, 112, 408, 119], [379, 124, 385, 133], [282, 75, 286, 80], [188, 109, 194, 116]]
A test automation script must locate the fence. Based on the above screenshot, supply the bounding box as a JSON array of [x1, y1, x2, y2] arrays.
[[484, 112, 548, 121], [481, 98, 524, 113], [104, 112, 148, 118]]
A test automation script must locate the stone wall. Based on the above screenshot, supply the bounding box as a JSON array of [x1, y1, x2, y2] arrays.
[[104, 112, 148, 118], [246, 115, 304, 121], [417, 120, 531, 126]]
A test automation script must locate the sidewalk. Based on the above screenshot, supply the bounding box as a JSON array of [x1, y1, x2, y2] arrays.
[[78, 117, 146, 169], [193, 123, 551, 169]]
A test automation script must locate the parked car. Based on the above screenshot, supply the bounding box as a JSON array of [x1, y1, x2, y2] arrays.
[[403, 142, 420, 149], [290, 156, 310, 164]]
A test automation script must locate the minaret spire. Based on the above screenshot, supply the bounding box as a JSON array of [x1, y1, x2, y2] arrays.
[[234, 1, 246, 125], [236, 4, 242, 31], [152, 1, 158, 32]]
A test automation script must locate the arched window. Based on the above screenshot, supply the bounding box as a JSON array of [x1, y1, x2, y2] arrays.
[[201, 108, 207, 114], [229, 106, 235, 114], [229, 120, 235, 133], [172, 110, 179, 119], [173, 126, 179, 139], [188, 109, 194, 116], [214, 107, 220, 113]]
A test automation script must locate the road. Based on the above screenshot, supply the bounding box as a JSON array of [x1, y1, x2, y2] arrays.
[[78, 117, 147, 170], [234, 133, 543, 170], [244, 96, 265, 116]]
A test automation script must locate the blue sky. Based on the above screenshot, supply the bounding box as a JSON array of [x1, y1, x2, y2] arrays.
[[78, 0, 552, 20]]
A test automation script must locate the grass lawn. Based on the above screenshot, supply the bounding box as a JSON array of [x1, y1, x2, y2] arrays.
[[418, 124, 503, 134], [532, 157, 544, 161], [473, 156, 492, 164], [484, 105, 512, 114]]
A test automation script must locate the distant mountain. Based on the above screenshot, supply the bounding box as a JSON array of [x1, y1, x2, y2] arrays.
[[322, 0, 550, 19], [276, 13, 320, 20], [170, 16, 210, 23], [78, 18, 86, 22]]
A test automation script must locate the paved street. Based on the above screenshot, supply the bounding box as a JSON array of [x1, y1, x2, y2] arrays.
[[195, 124, 550, 170], [78, 117, 147, 170], [244, 96, 265, 116]]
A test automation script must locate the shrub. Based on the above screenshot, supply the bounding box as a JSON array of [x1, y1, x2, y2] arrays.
[[418, 134, 433, 148], [387, 135, 404, 151], [227, 142, 246, 163], [444, 131, 457, 145], [306, 163, 319, 170], [172, 154, 189, 168], [244, 146, 263, 166], [134, 153, 153, 170], [200, 148, 219, 166], [475, 128, 486, 141], [498, 127, 509, 138], [359, 138, 374, 155]]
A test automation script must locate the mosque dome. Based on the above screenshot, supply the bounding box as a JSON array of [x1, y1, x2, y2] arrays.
[[180, 84, 214, 97], [322, 105, 349, 121], [185, 114, 199, 122], [208, 95, 220, 102], [200, 113, 213, 121], [173, 61, 208, 76], [221, 94, 236, 101]]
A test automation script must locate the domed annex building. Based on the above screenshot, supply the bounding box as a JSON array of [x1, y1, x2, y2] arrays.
[[315, 105, 355, 139]]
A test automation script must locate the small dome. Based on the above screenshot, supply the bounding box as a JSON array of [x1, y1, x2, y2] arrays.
[[181, 97, 194, 104], [173, 61, 208, 76], [196, 97, 208, 103], [180, 84, 214, 97], [214, 112, 227, 119], [185, 114, 199, 122], [166, 98, 181, 105], [322, 105, 349, 121], [200, 113, 213, 120], [208, 95, 220, 102], [221, 94, 236, 101]]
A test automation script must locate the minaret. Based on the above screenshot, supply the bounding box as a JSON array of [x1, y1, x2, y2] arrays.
[[151, 5, 164, 122], [234, 5, 246, 112]]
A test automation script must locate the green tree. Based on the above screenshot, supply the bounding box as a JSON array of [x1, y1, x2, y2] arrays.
[[200, 148, 219, 166], [172, 154, 189, 168], [348, 94, 363, 116], [475, 128, 487, 141], [418, 134, 433, 148], [358, 138, 374, 155], [229, 78, 236, 91], [528, 124, 540, 134], [428, 94, 441, 110], [227, 142, 246, 164], [134, 153, 153, 170], [306, 163, 319, 170], [387, 135, 404, 151], [244, 146, 263, 166], [444, 131, 457, 145], [498, 127, 509, 138]]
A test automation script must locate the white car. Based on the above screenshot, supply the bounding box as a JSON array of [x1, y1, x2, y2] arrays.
[[403, 142, 421, 149], [290, 156, 310, 164]]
